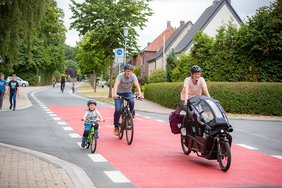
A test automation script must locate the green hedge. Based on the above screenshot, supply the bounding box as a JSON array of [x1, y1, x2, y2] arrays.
[[144, 82, 282, 116]]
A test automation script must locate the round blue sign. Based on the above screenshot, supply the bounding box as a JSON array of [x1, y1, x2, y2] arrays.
[[116, 49, 123, 56]]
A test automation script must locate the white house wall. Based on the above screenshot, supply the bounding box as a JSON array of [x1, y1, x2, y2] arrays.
[[203, 4, 240, 37]]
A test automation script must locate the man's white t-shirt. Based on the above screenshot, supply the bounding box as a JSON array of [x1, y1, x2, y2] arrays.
[[180, 77, 207, 100]]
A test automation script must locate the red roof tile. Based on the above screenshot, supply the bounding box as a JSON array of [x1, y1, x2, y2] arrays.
[[145, 26, 175, 52]]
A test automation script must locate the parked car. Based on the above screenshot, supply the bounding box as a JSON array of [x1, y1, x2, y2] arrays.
[[97, 80, 106, 88], [6, 76, 29, 87]]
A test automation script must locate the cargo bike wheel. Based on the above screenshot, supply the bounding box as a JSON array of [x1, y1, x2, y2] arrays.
[[180, 135, 191, 155], [217, 138, 231, 172]]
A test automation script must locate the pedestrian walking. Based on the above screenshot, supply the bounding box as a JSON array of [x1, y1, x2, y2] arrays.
[[7, 74, 19, 111], [0, 73, 6, 110]]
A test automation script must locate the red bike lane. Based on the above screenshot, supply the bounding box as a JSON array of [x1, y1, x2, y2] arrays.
[[49, 106, 282, 187]]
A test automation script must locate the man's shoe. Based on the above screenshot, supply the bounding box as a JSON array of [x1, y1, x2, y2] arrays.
[[9, 105, 12, 110], [114, 127, 119, 136], [13, 108, 15, 111]]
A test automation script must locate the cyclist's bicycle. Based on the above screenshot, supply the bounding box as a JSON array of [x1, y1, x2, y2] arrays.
[[117, 95, 140, 145], [82, 119, 100, 153], [71, 82, 75, 93], [61, 82, 65, 93]]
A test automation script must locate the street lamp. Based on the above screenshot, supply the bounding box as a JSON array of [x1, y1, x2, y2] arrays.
[[123, 26, 129, 66]]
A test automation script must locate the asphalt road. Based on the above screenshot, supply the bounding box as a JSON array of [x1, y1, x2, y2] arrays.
[[0, 84, 281, 187]]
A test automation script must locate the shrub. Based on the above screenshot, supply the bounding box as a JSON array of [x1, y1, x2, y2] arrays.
[[144, 82, 282, 116], [148, 69, 166, 83]]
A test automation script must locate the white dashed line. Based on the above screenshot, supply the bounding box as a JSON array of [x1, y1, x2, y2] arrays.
[[42, 106, 48, 109], [88, 154, 107, 162], [62, 127, 73, 131], [236, 144, 258, 150], [156, 119, 166, 123], [53, 117, 61, 120], [104, 171, 130, 183], [49, 114, 57, 117], [58, 122, 67, 125], [69, 133, 81, 138], [271, 155, 282, 160], [46, 111, 53, 114]]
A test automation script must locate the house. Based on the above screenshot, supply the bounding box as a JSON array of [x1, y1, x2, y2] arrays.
[[175, 0, 242, 54], [131, 21, 175, 77], [147, 20, 193, 71]]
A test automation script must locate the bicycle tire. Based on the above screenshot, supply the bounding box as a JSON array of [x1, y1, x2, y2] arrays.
[[90, 134, 97, 153], [180, 135, 191, 155], [125, 112, 134, 145], [218, 138, 231, 172]]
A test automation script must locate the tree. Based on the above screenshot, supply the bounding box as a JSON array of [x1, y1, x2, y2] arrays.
[[0, 0, 45, 70], [70, 0, 153, 97], [76, 33, 109, 92], [236, 1, 282, 81], [166, 49, 177, 82]]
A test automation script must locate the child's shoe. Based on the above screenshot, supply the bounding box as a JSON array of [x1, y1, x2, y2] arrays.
[[81, 141, 86, 148]]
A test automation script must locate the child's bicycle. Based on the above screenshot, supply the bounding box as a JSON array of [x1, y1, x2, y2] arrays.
[[82, 119, 100, 153], [117, 95, 141, 145]]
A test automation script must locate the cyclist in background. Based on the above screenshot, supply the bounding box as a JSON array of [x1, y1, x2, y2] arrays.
[[112, 64, 143, 136], [60, 74, 66, 93]]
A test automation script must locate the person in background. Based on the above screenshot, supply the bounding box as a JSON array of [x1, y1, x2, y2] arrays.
[[60, 74, 66, 92], [7, 74, 19, 111], [0, 73, 6, 110]]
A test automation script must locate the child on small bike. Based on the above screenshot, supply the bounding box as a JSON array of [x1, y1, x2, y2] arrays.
[[81, 99, 104, 148]]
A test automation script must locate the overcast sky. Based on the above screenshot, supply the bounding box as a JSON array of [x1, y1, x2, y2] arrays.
[[56, 0, 275, 49]]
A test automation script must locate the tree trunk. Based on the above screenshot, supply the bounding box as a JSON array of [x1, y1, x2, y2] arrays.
[[93, 70, 97, 93], [108, 51, 113, 98]]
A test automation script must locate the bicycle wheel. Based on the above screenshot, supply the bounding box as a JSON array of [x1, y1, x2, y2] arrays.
[[90, 134, 97, 153], [180, 135, 191, 155], [125, 112, 134, 145], [217, 138, 231, 172]]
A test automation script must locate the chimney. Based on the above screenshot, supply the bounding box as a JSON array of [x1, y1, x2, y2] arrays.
[[180, 21, 185, 27], [213, 0, 220, 6], [147, 42, 151, 47], [167, 21, 171, 28], [227, 0, 231, 4]]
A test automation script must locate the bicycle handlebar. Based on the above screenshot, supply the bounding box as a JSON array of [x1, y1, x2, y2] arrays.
[[116, 95, 142, 101]]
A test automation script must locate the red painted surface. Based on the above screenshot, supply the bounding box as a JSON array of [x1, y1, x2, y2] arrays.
[[49, 106, 282, 187]]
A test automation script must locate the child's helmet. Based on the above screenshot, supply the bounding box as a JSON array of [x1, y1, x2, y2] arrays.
[[190, 65, 202, 73], [124, 64, 133, 70], [87, 99, 97, 106]]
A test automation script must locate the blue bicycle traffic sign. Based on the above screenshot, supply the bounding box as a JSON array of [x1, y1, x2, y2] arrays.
[[115, 48, 124, 57]]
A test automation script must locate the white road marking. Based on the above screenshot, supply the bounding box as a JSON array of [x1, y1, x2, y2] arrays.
[[53, 117, 61, 120], [42, 106, 48, 109], [63, 127, 73, 131], [88, 154, 107, 162], [156, 119, 166, 123], [271, 155, 282, 160], [49, 114, 57, 117], [46, 111, 53, 114], [58, 122, 67, 125], [69, 133, 81, 138], [43, 109, 50, 111], [104, 171, 130, 183], [236, 144, 258, 150]]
